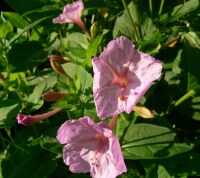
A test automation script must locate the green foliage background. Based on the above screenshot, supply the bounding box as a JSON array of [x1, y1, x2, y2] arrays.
[[0, 0, 200, 177]]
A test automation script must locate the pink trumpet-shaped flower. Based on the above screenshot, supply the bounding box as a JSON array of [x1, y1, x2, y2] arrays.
[[92, 36, 162, 119], [57, 116, 127, 178], [17, 108, 62, 126], [53, 1, 86, 32]]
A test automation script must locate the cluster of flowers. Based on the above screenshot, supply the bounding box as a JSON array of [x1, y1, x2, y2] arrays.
[[17, 1, 162, 178]]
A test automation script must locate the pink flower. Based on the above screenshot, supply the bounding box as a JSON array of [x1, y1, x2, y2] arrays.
[[17, 108, 62, 126], [57, 116, 127, 178], [53, 1, 85, 31], [92, 36, 162, 119]]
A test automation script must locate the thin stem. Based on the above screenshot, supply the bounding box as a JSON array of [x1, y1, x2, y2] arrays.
[[108, 115, 118, 130], [132, 0, 142, 40], [131, 113, 138, 125], [59, 30, 64, 55], [121, 0, 139, 41], [166, 90, 196, 115], [174, 90, 196, 107], [158, 0, 165, 16], [149, 0, 153, 17]]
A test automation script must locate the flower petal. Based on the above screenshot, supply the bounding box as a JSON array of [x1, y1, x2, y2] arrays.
[[109, 136, 127, 175], [93, 85, 123, 119], [57, 117, 99, 149], [92, 57, 114, 93], [99, 36, 136, 77], [63, 145, 90, 173], [128, 51, 162, 83], [53, 1, 84, 24], [63, 1, 84, 17]]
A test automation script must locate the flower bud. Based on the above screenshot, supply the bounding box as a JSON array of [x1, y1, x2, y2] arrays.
[[90, 22, 97, 39], [48, 55, 68, 77], [17, 108, 62, 126], [133, 106, 154, 119], [42, 91, 68, 101]]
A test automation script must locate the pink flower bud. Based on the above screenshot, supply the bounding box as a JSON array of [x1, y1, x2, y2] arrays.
[[17, 108, 62, 126]]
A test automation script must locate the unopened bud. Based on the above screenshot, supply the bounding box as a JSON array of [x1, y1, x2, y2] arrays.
[[42, 91, 68, 101], [133, 106, 154, 119], [90, 22, 97, 39], [100, 8, 108, 18], [48, 55, 67, 63], [50, 60, 68, 78]]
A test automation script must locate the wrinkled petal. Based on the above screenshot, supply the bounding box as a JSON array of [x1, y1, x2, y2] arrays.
[[109, 136, 127, 174], [63, 145, 90, 173], [93, 85, 123, 119], [63, 1, 84, 17], [57, 116, 127, 178], [53, 1, 84, 25], [92, 36, 162, 119], [57, 116, 99, 149], [93, 57, 114, 93], [123, 81, 152, 114], [99, 36, 136, 77], [90, 153, 118, 178], [128, 52, 162, 82]]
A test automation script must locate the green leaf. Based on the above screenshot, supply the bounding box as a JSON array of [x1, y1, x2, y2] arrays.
[[177, 94, 200, 121], [7, 155, 56, 178], [122, 123, 192, 159], [116, 114, 130, 141], [62, 63, 93, 91], [68, 32, 89, 61], [4, 0, 49, 13], [0, 99, 21, 126], [159, 0, 199, 23], [0, 21, 13, 39], [3, 12, 27, 29], [113, 2, 137, 40], [8, 16, 52, 45], [27, 75, 57, 111], [85, 30, 108, 67], [143, 151, 200, 177], [183, 32, 200, 90], [145, 164, 171, 178], [8, 41, 49, 72], [0, 159, 3, 178]]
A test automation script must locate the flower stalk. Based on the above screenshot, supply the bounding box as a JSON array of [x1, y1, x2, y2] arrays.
[[121, 0, 140, 41], [17, 108, 62, 126]]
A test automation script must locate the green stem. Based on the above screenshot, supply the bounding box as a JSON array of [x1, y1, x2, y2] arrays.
[[174, 90, 196, 107], [59, 30, 64, 55], [132, 113, 138, 125], [132, 0, 142, 40], [121, 0, 139, 41], [158, 0, 165, 16], [149, 0, 153, 17]]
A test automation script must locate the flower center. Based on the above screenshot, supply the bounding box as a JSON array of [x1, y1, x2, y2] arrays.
[[90, 134, 109, 167], [113, 77, 128, 87]]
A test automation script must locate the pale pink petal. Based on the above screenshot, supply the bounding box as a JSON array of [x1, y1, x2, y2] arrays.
[[128, 52, 162, 82], [93, 85, 123, 119], [63, 1, 84, 16], [92, 57, 114, 93], [53, 1, 84, 27], [109, 136, 127, 174], [121, 80, 150, 113], [90, 153, 118, 178], [99, 36, 136, 77], [57, 117, 127, 177], [57, 116, 99, 150], [92, 36, 162, 119], [63, 145, 90, 173]]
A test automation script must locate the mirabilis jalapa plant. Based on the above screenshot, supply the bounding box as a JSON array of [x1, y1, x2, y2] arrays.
[[17, 1, 162, 178]]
